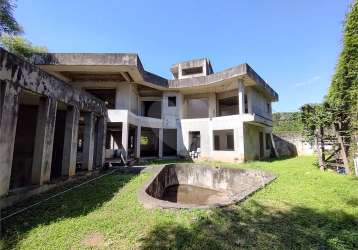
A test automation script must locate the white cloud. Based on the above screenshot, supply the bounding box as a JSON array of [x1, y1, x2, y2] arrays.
[[294, 76, 321, 87]]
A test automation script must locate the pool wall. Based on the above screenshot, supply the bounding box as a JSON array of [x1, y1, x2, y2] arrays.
[[138, 163, 276, 209]]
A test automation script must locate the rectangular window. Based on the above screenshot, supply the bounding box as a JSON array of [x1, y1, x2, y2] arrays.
[[213, 129, 234, 151], [186, 98, 209, 118], [218, 96, 238, 116], [189, 131, 201, 151], [267, 103, 271, 113], [265, 133, 271, 149], [182, 66, 203, 76], [168, 96, 176, 107]]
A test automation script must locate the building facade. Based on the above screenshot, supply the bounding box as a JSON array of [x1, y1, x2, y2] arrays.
[[35, 54, 278, 164], [0, 49, 107, 198]]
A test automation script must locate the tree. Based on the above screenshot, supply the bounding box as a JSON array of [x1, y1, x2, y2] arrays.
[[0, 0, 22, 36], [300, 103, 333, 171], [0, 34, 47, 59], [327, 0, 358, 173]]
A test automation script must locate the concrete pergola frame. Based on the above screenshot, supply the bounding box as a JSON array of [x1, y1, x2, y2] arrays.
[[0, 49, 108, 197]]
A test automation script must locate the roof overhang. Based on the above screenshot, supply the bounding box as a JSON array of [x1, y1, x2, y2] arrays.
[[33, 53, 278, 101]]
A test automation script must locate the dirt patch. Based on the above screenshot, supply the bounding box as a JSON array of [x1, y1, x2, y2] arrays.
[[82, 232, 105, 248]]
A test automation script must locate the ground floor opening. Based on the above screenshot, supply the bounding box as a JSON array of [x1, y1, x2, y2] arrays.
[[140, 127, 159, 157], [163, 129, 177, 157]]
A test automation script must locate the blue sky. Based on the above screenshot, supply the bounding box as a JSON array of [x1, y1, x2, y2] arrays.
[[15, 0, 352, 112]]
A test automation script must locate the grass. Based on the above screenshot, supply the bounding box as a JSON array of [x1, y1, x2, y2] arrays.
[[1, 156, 358, 249]]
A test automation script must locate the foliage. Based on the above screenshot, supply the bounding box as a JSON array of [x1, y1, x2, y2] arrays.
[[272, 112, 303, 133], [0, 34, 47, 59], [1, 157, 358, 249], [300, 103, 333, 142], [327, 0, 358, 139], [0, 0, 22, 36]]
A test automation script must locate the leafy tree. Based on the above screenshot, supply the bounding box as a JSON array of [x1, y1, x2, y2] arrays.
[[272, 112, 303, 133], [327, 0, 358, 172], [0, 34, 47, 59], [300, 103, 333, 170], [0, 0, 22, 36]]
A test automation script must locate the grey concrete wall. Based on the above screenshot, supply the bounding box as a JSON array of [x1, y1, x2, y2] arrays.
[[0, 49, 107, 115], [0, 49, 107, 197], [244, 123, 271, 161], [273, 132, 314, 156], [250, 87, 272, 120]]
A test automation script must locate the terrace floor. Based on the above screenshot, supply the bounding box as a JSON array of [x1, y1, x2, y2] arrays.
[[1, 156, 358, 249]]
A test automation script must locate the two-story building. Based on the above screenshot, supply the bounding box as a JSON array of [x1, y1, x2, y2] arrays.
[[35, 54, 278, 163]]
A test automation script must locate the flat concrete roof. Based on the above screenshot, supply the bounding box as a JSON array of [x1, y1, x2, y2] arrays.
[[34, 53, 279, 101]]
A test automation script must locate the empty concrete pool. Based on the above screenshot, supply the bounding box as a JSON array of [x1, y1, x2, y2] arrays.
[[138, 163, 276, 209]]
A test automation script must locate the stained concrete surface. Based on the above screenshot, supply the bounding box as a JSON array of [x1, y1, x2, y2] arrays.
[[138, 163, 276, 209]]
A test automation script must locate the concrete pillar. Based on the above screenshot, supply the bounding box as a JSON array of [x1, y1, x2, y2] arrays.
[[235, 123, 245, 161], [208, 93, 216, 118], [121, 122, 129, 159], [238, 80, 245, 115], [62, 106, 79, 177], [32, 97, 58, 185], [136, 126, 141, 158], [247, 88, 253, 114], [159, 128, 163, 158], [95, 116, 106, 168], [83, 112, 95, 171], [0, 82, 20, 197]]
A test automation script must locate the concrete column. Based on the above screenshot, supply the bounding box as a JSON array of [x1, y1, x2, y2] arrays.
[[238, 80, 245, 115], [208, 93, 216, 118], [62, 106, 79, 177], [136, 126, 141, 158], [31, 97, 58, 185], [83, 112, 95, 171], [247, 88, 253, 114], [121, 122, 129, 159], [95, 116, 106, 168], [235, 123, 245, 161], [0, 82, 20, 197], [159, 128, 163, 158]]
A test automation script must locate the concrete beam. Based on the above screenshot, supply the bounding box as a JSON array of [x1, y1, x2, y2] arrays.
[[0, 81, 20, 197], [94, 116, 106, 168], [62, 106, 79, 177], [0, 49, 107, 115], [32, 97, 58, 185], [83, 112, 95, 171]]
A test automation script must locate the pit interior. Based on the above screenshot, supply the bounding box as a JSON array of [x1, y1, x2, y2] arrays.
[[139, 163, 276, 209]]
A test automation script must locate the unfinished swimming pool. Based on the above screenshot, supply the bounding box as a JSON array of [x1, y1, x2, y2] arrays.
[[138, 163, 276, 209]]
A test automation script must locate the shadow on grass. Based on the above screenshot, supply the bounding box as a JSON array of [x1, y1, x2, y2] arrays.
[[1, 170, 137, 249], [140, 201, 358, 250]]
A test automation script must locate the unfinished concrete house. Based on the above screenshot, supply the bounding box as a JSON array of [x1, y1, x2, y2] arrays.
[[0, 49, 107, 199], [33, 54, 278, 164]]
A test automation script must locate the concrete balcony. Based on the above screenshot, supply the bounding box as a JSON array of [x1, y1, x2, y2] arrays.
[[181, 113, 272, 127]]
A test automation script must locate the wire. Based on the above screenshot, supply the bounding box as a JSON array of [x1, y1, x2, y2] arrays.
[[0, 168, 118, 222]]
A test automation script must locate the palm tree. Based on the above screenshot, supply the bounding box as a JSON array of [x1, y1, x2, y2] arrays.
[[0, 0, 22, 36]]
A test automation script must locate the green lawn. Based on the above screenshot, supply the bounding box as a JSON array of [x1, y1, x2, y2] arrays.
[[1, 156, 358, 249]]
